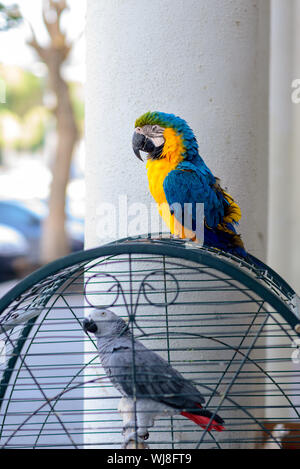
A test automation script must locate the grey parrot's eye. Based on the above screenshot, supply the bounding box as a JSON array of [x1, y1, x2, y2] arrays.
[[101, 311, 106, 316]]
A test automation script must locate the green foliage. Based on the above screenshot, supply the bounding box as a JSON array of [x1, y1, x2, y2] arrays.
[[19, 106, 51, 151], [0, 109, 20, 149], [0, 65, 84, 151], [69, 81, 84, 135], [0, 3, 22, 31], [0, 106, 51, 152], [0, 65, 49, 151], [0, 65, 44, 117]]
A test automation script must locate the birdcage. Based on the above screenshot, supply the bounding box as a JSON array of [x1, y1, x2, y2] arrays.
[[0, 235, 299, 449]]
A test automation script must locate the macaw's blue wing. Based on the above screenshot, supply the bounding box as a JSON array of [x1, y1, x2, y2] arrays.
[[163, 169, 226, 230], [163, 168, 248, 257]]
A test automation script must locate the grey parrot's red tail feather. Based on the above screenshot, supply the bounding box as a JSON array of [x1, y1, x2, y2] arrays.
[[181, 408, 225, 432]]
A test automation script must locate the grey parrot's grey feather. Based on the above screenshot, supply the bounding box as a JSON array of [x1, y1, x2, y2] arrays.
[[97, 333, 205, 411], [84, 309, 224, 439]]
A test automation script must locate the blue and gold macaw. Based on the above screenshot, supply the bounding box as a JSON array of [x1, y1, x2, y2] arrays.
[[132, 111, 248, 258]]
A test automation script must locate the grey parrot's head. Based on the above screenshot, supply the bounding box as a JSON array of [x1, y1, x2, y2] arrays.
[[82, 309, 128, 338]]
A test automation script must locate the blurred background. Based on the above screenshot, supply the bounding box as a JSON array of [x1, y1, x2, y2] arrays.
[[0, 0, 298, 449], [0, 0, 299, 301], [0, 0, 85, 292]]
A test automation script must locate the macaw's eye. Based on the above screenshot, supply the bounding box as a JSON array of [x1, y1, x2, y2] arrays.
[[152, 125, 158, 132], [101, 311, 106, 316]]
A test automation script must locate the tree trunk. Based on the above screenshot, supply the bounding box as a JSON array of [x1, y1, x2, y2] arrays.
[[41, 66, 78, 264], [27, 0, 79, 265]]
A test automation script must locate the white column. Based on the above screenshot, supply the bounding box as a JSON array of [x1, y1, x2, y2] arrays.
[[85, 0, 269, 258], [85, 0, 270, 449], [269, 0, 300, 293], [267, 0, 300, 424]]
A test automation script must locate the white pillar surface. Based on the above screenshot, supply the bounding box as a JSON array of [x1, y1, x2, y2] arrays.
[[85, 0, 269, 257], [85, 0, 270, 449], [266, 0, 300, 424], [269, 0, 300, 293]]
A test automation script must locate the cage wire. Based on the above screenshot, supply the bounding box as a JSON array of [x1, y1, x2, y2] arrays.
[[0, 235, 299, 449]]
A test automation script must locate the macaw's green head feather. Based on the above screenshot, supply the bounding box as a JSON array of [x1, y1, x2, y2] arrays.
[[133, 111, 199, 161]]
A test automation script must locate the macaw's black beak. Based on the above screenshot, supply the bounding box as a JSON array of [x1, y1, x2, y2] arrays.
[[82, 318, 98, 334], [132, 131, 155, 161]]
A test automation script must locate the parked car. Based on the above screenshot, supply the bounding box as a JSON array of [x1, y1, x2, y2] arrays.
[[0, 224, 29, 283], [0, 200, 84, 274]]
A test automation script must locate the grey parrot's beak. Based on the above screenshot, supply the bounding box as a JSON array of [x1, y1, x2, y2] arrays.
[[132, 131, 155, 161], [82, 318, 98, 334]]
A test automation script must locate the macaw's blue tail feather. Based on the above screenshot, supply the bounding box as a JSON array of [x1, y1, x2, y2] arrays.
[[204, 225, 246, 256], [203, 225, 264, 270]]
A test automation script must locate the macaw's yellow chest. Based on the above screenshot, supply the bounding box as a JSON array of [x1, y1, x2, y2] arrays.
[[146, 156, 193, 238], [146, 127, 185, 205], [146, 158, 178, 235], [146, 158, 178, 205]]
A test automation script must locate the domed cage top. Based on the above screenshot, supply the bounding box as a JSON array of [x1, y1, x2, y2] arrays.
[[0, 235, 299, 449]]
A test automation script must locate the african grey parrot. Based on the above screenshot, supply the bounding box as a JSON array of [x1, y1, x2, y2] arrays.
[[83, 309, 224, 445]]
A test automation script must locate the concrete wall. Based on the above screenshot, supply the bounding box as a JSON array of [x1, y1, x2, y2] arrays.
[[85, 0, 270, 449], [85, 0, 270, 259], [268, 0, 300, 293]]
